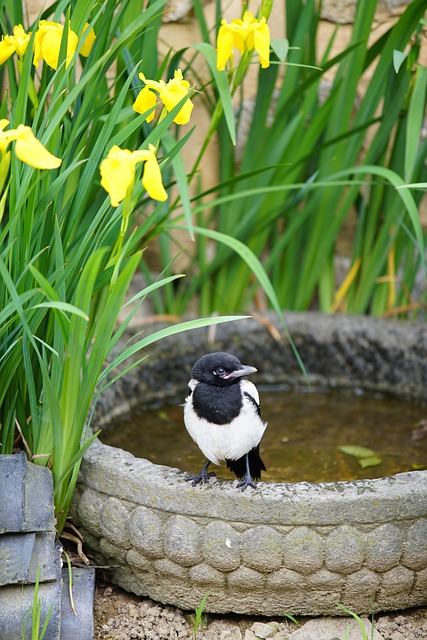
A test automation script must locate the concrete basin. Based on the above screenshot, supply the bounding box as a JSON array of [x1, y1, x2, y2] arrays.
[[73, 312, 427, 615]]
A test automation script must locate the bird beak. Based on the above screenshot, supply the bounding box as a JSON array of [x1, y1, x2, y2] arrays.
[[225, 364, 257, 380]]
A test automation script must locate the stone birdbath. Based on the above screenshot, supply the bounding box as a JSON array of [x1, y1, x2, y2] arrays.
[[72, 312, 427, 616]]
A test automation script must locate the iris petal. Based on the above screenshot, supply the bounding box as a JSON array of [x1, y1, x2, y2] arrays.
[[100, 145, 167, 205], [79, 23, 96, 57], [41, 27, 78, 70], [135, 70, 193, 125], [172, 98, 194, 125], [13, 125, 62, 169], [216, 11, 270, 70], [133, 86, 157, 122], [12, 25, 31, 57], [254, 24, 270, 68], [216, 24, 234, 71], [0, 25, 30, 64], [159, 83, 193, 125], [33, 21, 79, 69], [141, 149, 167, 202], [100, 146, 135, 207], [0, 38, 16, 64]]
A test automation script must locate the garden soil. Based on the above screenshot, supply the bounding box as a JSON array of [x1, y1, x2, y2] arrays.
[[93, 581, 427, 640]]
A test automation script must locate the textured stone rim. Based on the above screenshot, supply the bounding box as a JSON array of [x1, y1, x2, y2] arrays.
[[74, 312, 427, 616]]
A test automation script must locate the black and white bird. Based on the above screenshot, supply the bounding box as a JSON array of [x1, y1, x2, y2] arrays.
[[183, 352, 267, 491]]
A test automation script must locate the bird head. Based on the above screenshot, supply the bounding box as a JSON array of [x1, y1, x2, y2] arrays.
[[191, 352, 257, 386]]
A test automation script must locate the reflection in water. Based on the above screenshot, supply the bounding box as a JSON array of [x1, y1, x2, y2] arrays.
[[101, 388, 427, 482]]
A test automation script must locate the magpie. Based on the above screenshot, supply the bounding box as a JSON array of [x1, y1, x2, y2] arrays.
[[183, 352, 267, 491]]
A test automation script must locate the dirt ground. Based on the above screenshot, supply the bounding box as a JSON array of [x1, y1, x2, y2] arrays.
[[93, 579, 427, 640]]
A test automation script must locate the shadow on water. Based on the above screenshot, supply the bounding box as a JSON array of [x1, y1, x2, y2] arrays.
[[100, 388, 427, 483]]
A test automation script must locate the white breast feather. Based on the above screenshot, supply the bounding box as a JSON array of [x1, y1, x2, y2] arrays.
[[184, 379, 267, 466]]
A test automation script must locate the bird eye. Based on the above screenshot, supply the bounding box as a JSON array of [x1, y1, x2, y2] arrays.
[[215, 367, 225, 376]]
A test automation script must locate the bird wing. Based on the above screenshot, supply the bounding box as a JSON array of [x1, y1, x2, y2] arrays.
[[240, 379, 261, 416]]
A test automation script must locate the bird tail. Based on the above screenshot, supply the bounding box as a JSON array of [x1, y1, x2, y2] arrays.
[[226, 446, 266, 480]]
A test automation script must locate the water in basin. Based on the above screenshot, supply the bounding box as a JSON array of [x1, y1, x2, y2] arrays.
[[100, 388, 427, 482]]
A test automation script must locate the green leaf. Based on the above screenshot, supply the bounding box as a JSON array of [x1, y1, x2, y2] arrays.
[[123, 274, 185, 308], [190, 225, 284, 317], [335, 603, 370, 640], [99, 315, 250, 381], [161, 131, 194, 240], [60, 249, 107, 443], [393, 49, 407, 73], [396, 182, 427, 190], [185, 225, 309, 382], [55, 431, 100, 489], [338, 445, 377, 459], [78, 252, 142, 432], [192, 0, 211, 44], [282, 612, 299, 626], [339, 445, 382, 468], [359, 456, 382, 468], [330, 164, 426, 277], [405, 65, 427, 181], [31, 301, 90, 321], [193, 592, 209, 635], [193, 42, 236, 145], [271, 39, 290, 62]]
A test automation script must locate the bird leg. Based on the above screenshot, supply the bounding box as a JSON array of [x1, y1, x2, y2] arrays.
[[186, 459, 216, 486], [236, 453, 257, 491]]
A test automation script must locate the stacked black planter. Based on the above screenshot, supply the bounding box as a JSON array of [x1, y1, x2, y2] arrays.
[[0, 452, 95, 640]]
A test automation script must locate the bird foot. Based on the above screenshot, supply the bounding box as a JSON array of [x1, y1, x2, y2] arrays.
[[186, 469, 216, 486], [236, 475, 257, 491]]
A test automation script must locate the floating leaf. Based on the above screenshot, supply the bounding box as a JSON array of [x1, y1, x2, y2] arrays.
[[156, 410, 169, 422], [359, 456, 382, 469], [339, 445, 382, 469], [338, 445, 377, 459]]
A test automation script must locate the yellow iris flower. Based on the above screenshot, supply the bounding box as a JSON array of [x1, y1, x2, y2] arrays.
[[0, 20, 95, 70], [216, 10, 270, 71], [33, 20, 95, 70], [133, 69, 194, 126], [100, 144, 167, 207], [0, 24, 31, 64], [0, 120, 62, 169]]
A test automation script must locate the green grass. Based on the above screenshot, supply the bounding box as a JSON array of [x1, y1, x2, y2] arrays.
[[0, 0, 254, 533], [336, 602, 376, 640], [192, 593, 209, 638], [21, 566, 53, 640], [151, 0, 427, 318]]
